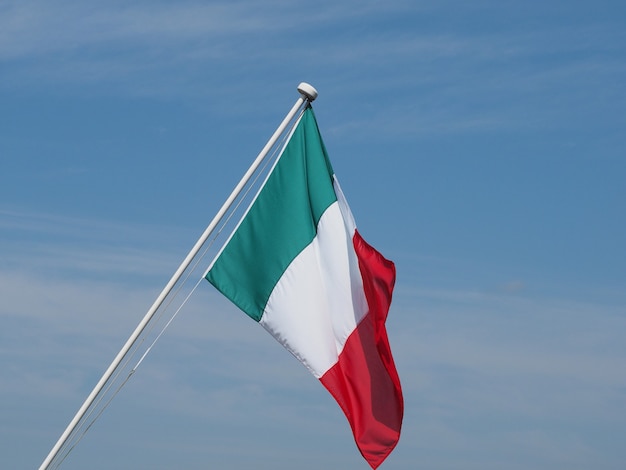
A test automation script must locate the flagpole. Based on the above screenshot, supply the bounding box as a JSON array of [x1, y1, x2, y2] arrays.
[[39, 82, 318, 470]]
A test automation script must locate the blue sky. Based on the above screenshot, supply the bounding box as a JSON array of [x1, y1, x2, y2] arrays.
[[1, 1, 625, 468]]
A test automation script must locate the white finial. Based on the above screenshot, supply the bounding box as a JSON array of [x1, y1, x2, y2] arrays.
[[297, 82, 318, 102]]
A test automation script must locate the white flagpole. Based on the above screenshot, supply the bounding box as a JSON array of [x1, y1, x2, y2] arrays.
[[39, 82, 318, 470]]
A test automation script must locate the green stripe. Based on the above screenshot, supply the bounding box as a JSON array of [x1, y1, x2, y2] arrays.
[[206, 107, 336, 321]]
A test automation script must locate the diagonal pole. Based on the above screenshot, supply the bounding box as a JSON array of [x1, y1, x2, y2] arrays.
[[39, 82, 318, 470]]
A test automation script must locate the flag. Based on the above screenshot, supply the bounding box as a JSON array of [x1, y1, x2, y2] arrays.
[[205, 106, 403, 468]]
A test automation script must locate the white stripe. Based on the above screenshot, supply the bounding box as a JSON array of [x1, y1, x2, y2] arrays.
[[259, 201, 368, 378], [332, 176, 356, 235]]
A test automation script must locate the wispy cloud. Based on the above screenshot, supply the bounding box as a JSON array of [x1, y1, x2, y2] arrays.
[[0, 1, 275, 60], [0, 0, 418, 61], [2, 0, 623, 141]]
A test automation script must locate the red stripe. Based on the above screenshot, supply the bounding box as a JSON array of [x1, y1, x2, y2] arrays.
[[319, 230, 403, 469]]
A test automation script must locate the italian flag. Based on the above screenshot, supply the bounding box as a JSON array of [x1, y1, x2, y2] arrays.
[[206, 107, 403, 468]]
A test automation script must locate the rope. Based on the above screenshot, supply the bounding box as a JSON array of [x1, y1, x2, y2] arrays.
[[45, 111, 296, 469]]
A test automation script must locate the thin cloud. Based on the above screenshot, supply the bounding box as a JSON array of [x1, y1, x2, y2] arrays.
[[0, 0, 418, 61]]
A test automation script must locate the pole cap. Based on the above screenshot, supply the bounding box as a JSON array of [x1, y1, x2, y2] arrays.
[[297, 82, 318, 102]]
